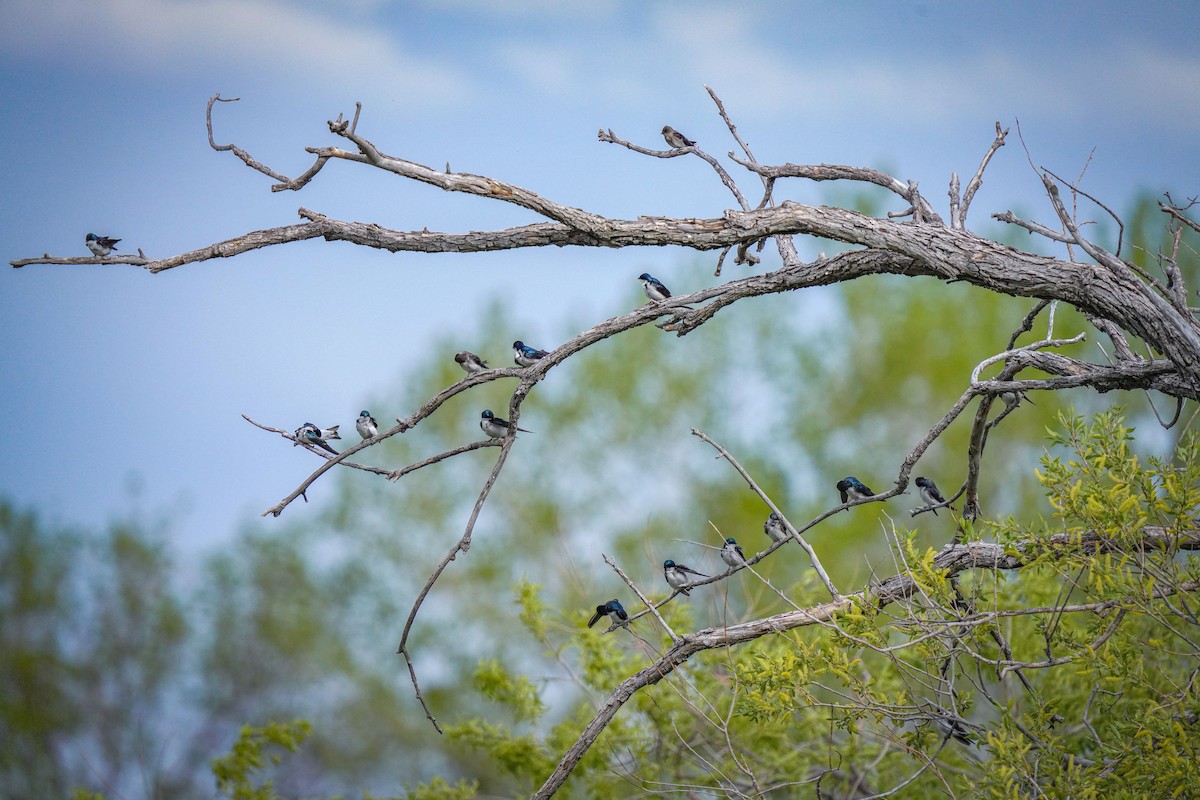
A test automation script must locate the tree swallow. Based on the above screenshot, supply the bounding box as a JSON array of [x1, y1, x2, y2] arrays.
[[721, 537, 746, 568], [587, 599, 628, 628], [1000, 390, 1034, 410], [454, 351, 489, 374], [764, 512, 789, 544], [661, 125, 696, 149], [480, 409, 531, 438], [638, 272, 674, 303], [837, 476, 876, 504], [85, 233, 120, 256], [935, 714, 975, 746], [512, 340, 549, 367], [356, 410, 378, 440], [663, 559, 708, 596], [915, 476, 947, 514], [294, 422, 338, 455]]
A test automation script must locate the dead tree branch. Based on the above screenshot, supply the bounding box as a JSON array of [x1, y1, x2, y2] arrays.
[[533, 528, 1200, 798], [15, 99, 1199, 393]]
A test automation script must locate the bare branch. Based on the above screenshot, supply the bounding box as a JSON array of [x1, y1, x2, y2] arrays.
[[958, 121, 1009, 228], [992, 209, 1077, 243], [10, 254, 153, 269], [206, 94, 289, 184], [604, 554, 679, 644], [1043, 166, 1125, 257], [948, 171, 961, 230], [242, 414, 399, 480], [969, 334, 1088, 384], [395, 437, 517, 732], [729, 158, 943, 224], [691, 429, 841, 599], [534, 528, 1200, 797], [598, 126, 750, 212], [1161, 198, 1200, 235]]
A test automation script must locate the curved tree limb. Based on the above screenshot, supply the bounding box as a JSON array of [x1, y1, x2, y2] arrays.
[[13, 95, 1200, 793], [14, 98, 1199, 394], [20, 203, 1199, 390], [534, 528, 1200, 798]]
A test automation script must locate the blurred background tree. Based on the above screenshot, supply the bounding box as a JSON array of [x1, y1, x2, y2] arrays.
[[1, 191, 1195, 798]]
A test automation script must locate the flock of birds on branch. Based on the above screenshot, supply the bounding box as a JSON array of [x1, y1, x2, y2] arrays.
[[84, 126, 1026, 637], [282, 267, 962, 635]]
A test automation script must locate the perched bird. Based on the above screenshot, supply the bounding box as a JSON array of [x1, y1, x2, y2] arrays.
[[294, 422, 338, 455], [85, 233, 120, 256], [721, 537, 746, 568], [935, 715, 975, 746], [587, 599, 628, 628], [638, 272, 674, 303], [764, 511, 789, 544], [661, 125, 696, 149], [356, 410, 379, 440], [915, 476, 947, 514], [454, 351, 489, 374], [512, 340, 550, 367], [837, 476, 876, 504], [663, 559, 708, 596], [999, 390, 1034, 410], [480, 409, 531, 438]]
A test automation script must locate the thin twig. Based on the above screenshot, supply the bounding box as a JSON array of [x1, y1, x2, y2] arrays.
[[691, 429, 841, 599], [395, 438, 517, 731], [603, 554, 679, 644]]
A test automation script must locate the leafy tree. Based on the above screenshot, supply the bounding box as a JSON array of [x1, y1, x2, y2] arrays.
[[0, 505, 192, 798], [9, 90, 1200, 798]]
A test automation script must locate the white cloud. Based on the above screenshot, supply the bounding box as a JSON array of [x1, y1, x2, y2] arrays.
[[410, 0, 620, 21], [4, 0, 472, 104], [640, 5, 1200, 134]]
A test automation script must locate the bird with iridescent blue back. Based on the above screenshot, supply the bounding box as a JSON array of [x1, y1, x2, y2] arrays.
[[454, 351, 488, 374], [661, 125, 696, 149], [294, 422, 338, 455], [837, 476, 876, 504], [587, 599, 628, 628], [638, 273, 674, 303], [764, 511, 789, 544], [85, 233, 120, 256], [480, 409, 531, 438], [663, 559, 707, 595], [721, 537, 746, 568], [915, 476, 947, 514], [356, 410, 378, 440], [512, 340, 549, 367]]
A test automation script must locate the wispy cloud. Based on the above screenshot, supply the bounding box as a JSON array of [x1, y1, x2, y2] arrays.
[[4, 0, 472, 104]]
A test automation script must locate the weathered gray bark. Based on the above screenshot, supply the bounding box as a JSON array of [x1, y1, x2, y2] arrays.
[[10, 92, 1200, 797]]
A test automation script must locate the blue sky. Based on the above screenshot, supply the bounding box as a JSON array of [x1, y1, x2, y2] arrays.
[[2, 0, 1198, 551]]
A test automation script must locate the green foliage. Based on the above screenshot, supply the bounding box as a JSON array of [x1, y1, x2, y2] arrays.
[[0, 504, 195, 798], [211, 720, 311, 800], [1041, 407, 1200, 539], [384, 775, 478, 800], [472, 659, 547, 722], [428, 410, 1200, 798], [5, 192, 1197, 798]]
